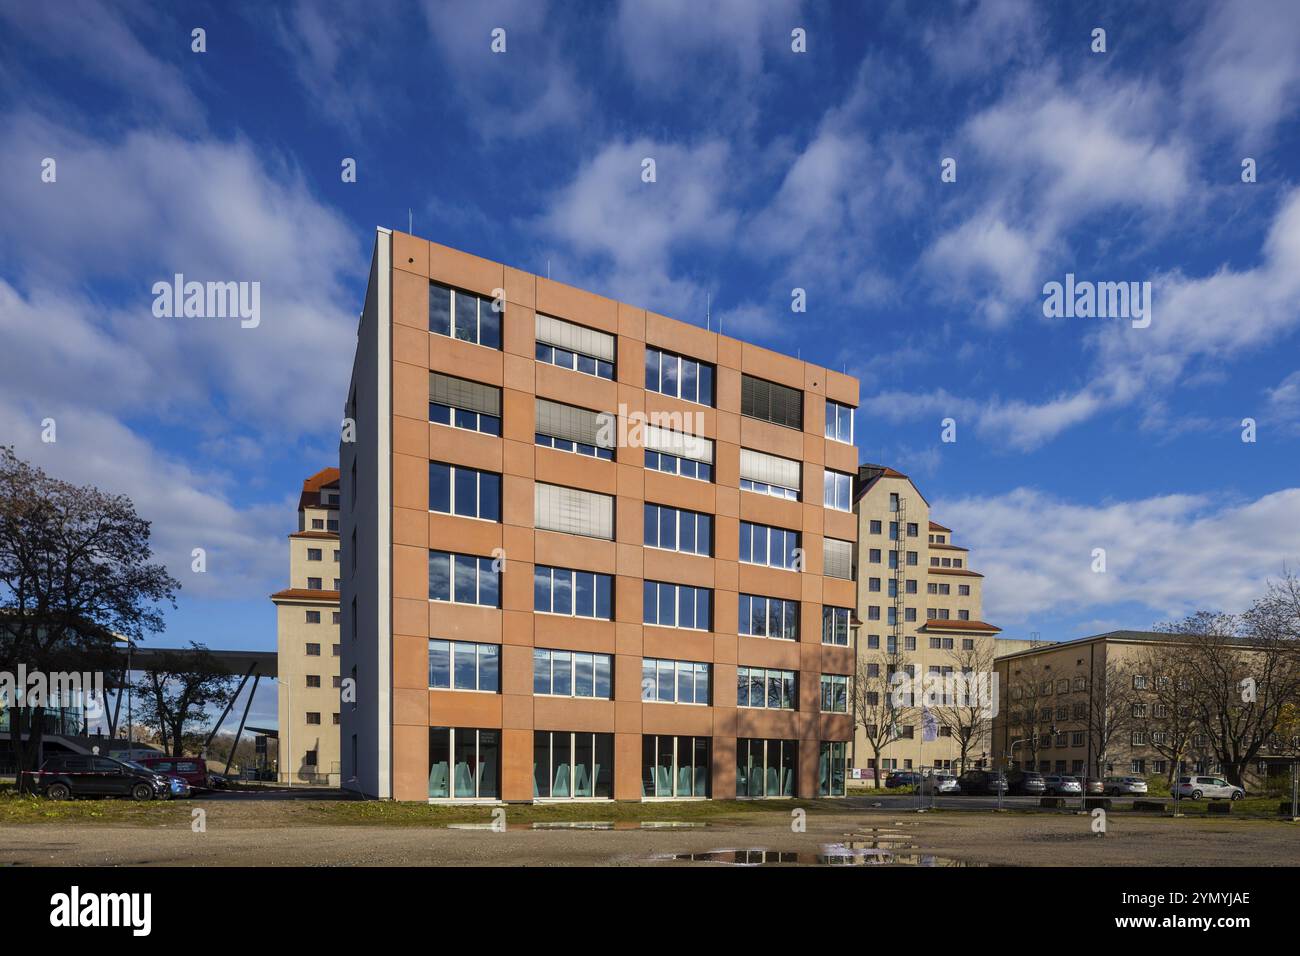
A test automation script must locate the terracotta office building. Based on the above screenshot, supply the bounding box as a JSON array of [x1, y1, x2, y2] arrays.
[[340, 227, 860, 801]]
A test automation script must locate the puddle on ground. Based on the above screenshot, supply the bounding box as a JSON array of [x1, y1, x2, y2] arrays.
[[447, 820, 708, 831], [658, 844, 983, 866]]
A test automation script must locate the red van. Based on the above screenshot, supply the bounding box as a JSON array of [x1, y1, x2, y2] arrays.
[[133, 756, 210, 790]]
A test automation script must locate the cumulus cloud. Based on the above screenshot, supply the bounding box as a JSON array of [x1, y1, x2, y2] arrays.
[[938, 486, 1300, 624]]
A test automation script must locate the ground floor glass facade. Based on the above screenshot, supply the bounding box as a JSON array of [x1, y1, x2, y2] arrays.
[[533, 731, 614, 798], [428, 727, 500, 799], [641, 735, 710, 797], [736, 738, 797, 797]]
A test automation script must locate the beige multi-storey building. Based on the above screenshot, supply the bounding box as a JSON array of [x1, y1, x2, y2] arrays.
[[339, 228, 858, 801], [992, 630, 1294, 787], [851, 465, 1006, 777], [273, 468, 342, 784]]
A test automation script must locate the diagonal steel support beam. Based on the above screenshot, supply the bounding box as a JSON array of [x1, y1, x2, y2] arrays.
[[204, 662, 257, 754], [223, 674, 261, 778]]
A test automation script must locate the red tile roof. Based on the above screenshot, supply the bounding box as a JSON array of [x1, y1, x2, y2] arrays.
[[922, 619, 1001, 633], [928, 520, 951, 532], [928, 567, 983, 577], [930, 542, 968, 551], [270, 588, 340, 603], [298, 467, 340, 512]]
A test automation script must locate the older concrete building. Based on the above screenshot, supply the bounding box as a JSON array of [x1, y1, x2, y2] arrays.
[[991, 630, 1294, 786], [340, 228, 859, 801], [272, 468, 341, 784], [851, 465, 1006, 777]]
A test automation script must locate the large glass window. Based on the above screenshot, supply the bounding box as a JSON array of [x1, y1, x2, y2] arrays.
[[643, 503, 711, 556], [534, 399, 616, 461], [642, 735, 710, 798], [825, 400, 854, 443], [739, 521, 801, 570], [645, 347, 714, 406], [532, 566, 613, 620], [736, 667, 797, 710], [644, 449, 712, 482], [818, 741, 848, 796], [429, 372, 501, 437], [533, 731, 613, 799], [428, 551, 500, 606], [428, 640, 499, 692], [736, 738, 797, 797], [820, 674, 849, 713], [428, 727, 499, 799], [737, 594, 798, 640], [823, 470, 852, 511], [640, 658, 710, 704], [739, 449, 801, 500], [533, 648, 612, 699], [428, 462, 501, 521], [642, 581, 712, 630], [535, 314, 615, 380], [429, 281, 502, 350], [822, 606, 851, 645]]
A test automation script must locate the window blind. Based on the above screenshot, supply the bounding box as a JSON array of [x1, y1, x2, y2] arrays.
[[536, 313, 616, 362], [739, 448, 801, 489], [741, 375, 803, 429], [429, 372, 500, 416], [642, 424, 713, 464], [535, 399, 615, 448], [534, 482, 614, 540], [823, 538, 854, 580]]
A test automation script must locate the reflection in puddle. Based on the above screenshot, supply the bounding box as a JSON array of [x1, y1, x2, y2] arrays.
[[447, 820, 709, 831], [661, 845, 984, 867]]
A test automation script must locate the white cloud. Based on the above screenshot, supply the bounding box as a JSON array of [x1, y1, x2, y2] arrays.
[[938, 486, 1300, 624], [612, 0, 801, 93], [538, 138, 736, 316], [0, 1, 203, 122], [922, 0, 1045, 79], [1181, 0, 1300, 142]]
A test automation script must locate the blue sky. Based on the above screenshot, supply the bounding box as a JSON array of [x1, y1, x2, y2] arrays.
[[3, 1, 1300, 727]]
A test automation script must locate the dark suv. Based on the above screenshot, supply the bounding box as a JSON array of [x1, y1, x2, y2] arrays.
[[34, 754, 171, 801], [956, 769, 1008, 795], [1007, 770, 1048, 795]]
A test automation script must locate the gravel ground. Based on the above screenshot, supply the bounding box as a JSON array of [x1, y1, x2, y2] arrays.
[[1, 806, 1296, 866]]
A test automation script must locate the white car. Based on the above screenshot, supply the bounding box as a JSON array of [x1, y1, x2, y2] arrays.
[[1173, 775, 1244, 801], [1042, 774, 1082, 795], [1104, 775, 1149, 796], [930, 773, 961, 794]]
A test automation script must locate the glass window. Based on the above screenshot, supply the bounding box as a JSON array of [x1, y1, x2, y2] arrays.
[[643, 581, 711, 629], [739, 522, 800, 570], [429, 462, 501, 521], [642, 735, 710, 798], [819, 741, 847, 796], [822, 606, 851, 645], [645, 348, 714, 406], [429, 727, 499, 799], [429, 281, 501, 349], [736, 667, 797, 710], [820, 674, 849, 713], [823, 470, 853, 511], [428, 551, 500, 607], [532, 649, 613, 698], [533, 731, 613, 799], [825, 400, 854, 443], [533, 566, 614, 620], [737, 594, 798, 640], [643, 503, 712, 556], [428, 640, 499, 692], [641, 659, 710, 705]]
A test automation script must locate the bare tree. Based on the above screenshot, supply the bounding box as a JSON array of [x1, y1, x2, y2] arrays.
[[851, 646, 915, 787], [933, 640, 996, 774], [133, 642, 236, 756], [0, 447, 179, 791], [1005, 656, 1053, 771], [1159, 576, 1300, 787], [1136, 643, 1201, 788], [1086, 657, 1140, 780]]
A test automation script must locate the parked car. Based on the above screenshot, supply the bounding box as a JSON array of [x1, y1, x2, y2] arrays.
[[1042, 774, 1082, 795], [1103, 775, 1149, 796], [133, 755, 210, 791], [931, 773, 961, 794], [1007, 770, 1047, 795], [1083, 777, 1105, 795], [1174, 775, 1244, 801], [956, 769, 1008, 795], [34, 754, 171, 801], [886, 771, 922, 789]]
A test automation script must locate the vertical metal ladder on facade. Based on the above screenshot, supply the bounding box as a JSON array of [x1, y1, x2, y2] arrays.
[[892, 496, 908, 648]]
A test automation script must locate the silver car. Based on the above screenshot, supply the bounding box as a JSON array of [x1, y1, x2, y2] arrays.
[[930, 773, 961, 794], [1174, 775, 1243, 801], [1042, 774, 1082, 795], [1103, 775, 1149, 796]]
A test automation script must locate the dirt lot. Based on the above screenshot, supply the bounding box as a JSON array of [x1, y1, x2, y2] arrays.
[[0, 799, 1297, 866]]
